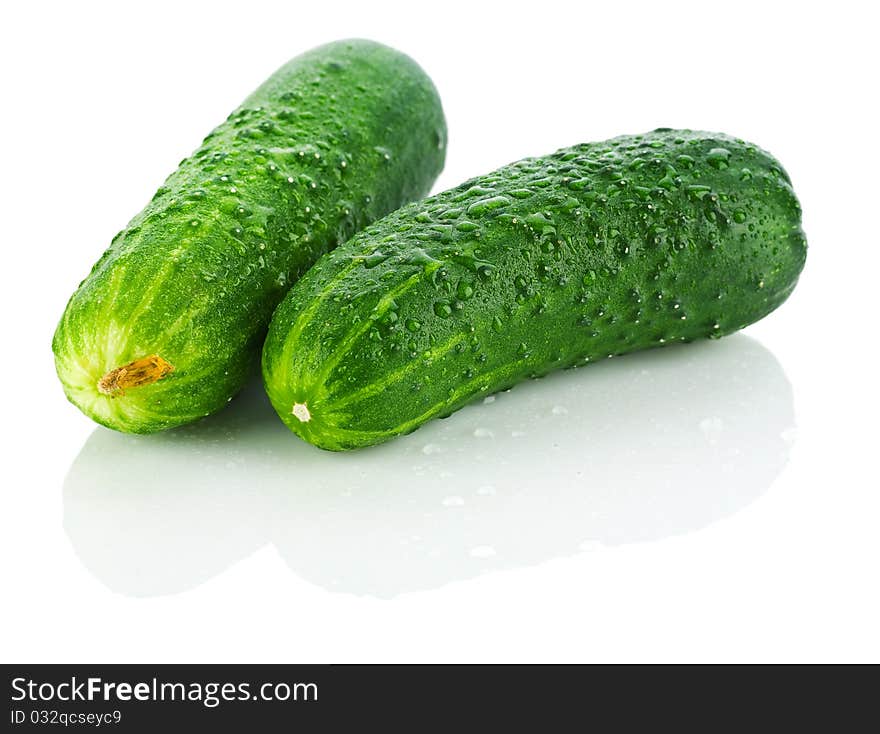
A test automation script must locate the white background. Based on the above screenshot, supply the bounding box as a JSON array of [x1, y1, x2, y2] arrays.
[[1, 0, 878, 662]]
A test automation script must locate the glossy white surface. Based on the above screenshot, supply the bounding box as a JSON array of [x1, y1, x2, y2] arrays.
[[2, 1, 878, 662], [64, 336, 793, 599]]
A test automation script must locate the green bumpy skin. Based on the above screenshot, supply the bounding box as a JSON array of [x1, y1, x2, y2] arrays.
[[263, 129, 806, 450], [53, 39, 446, 433]]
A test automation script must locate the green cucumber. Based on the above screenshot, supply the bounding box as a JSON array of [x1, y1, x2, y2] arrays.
[[53, 39, 446, 433], [263, 129, 806, 450]]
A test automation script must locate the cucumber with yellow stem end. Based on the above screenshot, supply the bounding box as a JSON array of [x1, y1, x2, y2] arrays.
[[53, 39, 446, 433]]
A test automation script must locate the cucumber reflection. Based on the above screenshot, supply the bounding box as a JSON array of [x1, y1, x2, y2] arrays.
[[63, 335, 795, 598]]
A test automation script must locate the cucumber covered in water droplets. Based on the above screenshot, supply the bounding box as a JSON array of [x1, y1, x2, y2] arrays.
[[53, 39, 446, 433], [262, 129, 806, 450]]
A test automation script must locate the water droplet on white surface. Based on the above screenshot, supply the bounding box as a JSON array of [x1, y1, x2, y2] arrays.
[[781, 427, 798, 445], [578, 539, 605, 552], [699, 416, 724, 442], [469, 545, 496, 559]]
